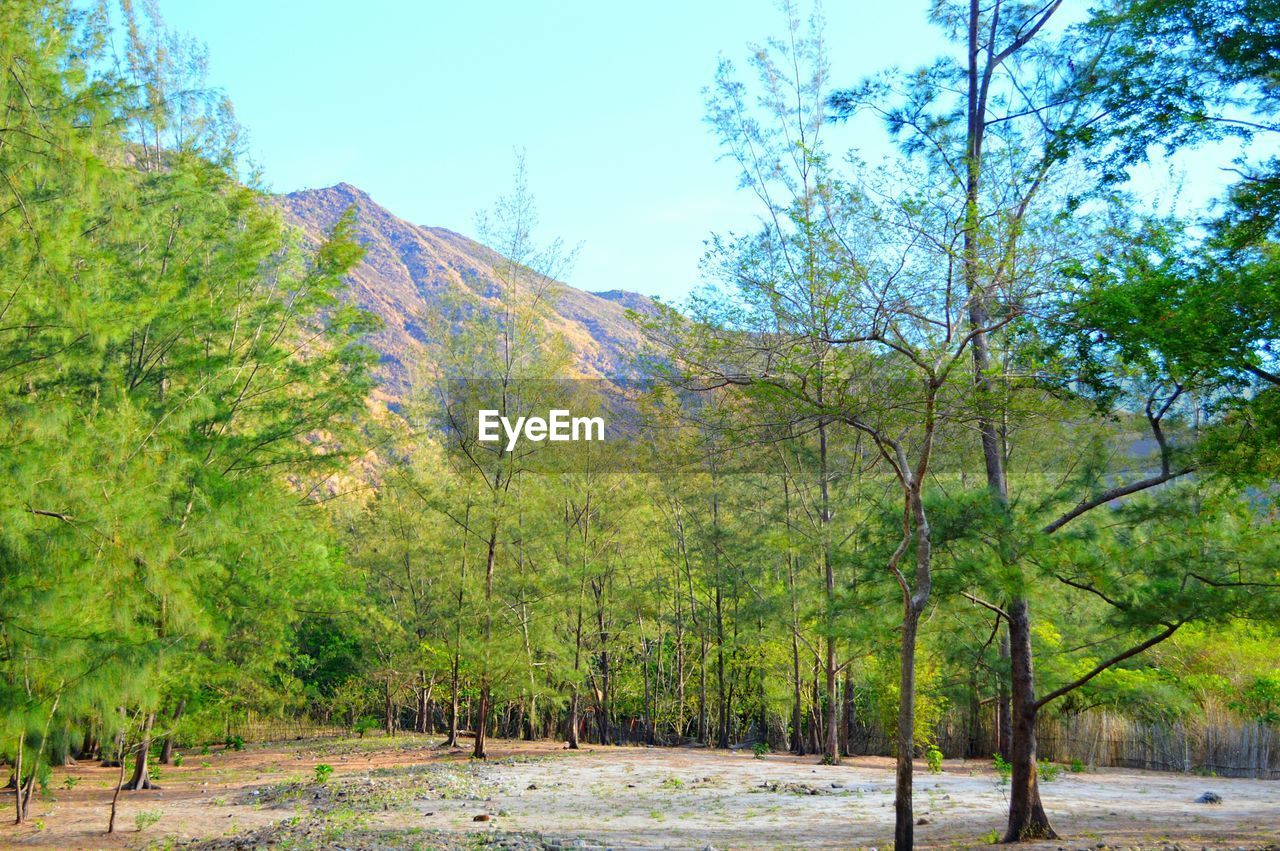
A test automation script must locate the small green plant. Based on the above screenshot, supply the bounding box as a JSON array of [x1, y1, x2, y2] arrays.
[[925, 745, 943, 774], [992, 753, 1012, 786], [172, 752, 184, 767], [34, 819, 45, 831], [313, 763, 333, 784], [1069, 758, 1086, 773], [751, 741, 769, 759], [35, 762, 52, 796], [200, 744, 210, 755], [134, 809, 162, 832], [660, 776, 684, 789], [1037, 759, 1063, 783], [224, 734, 245, 752], [199, 760, 211, 769], [981, 829, 1000, 844], [149, 763, 163, 782], [62, 776, 79, 791]]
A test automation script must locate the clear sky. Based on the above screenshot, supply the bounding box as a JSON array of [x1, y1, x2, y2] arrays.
[[151, 1, 1245, 302]]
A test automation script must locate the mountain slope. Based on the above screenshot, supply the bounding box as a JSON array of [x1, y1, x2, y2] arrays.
[[277, 183, 653, 401]]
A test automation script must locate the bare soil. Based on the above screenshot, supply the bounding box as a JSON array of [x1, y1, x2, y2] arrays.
[[1, 735, 1276, 849]]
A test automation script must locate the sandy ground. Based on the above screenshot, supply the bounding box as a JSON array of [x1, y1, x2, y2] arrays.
[[0, 735, 1276, 849]]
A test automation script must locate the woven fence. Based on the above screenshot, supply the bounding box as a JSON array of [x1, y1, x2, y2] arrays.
[[232, 714, 348, 743], [1034, 711, 1280, 779]]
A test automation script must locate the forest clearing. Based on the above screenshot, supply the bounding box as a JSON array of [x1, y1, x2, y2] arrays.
[[1, 735, 1277, 850]]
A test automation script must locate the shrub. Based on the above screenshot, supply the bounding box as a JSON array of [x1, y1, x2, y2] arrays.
[[172, 752, 184, 767], [752, 741, 769, 759], [135, 809, 162, 832], [1037, 759, 1063, 782], [993, 753, 1012, 786], [1069, 758, 1086, 773], [313, 763, 333, 784], [925, 745, 943, 774]]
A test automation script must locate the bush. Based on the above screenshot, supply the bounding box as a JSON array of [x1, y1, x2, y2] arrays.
[[752, 741, 769, 759], [313, 763, 333, 784], [925, 745, 943, 774], [1069, 758, 1086, 773], [1037, 759, 1063, 782], [993, 753, 1012, 786], [134, 810, 162, 832]]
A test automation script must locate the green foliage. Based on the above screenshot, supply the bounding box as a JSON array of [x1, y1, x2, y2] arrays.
[[1069, 759, 1086, 773], [993, 754, 1012, 786], [1037, 760, 1063, 783], [1230, 674, 1280, 724], [314, 764, 334, 784], [135, 810, 163, 832], [925, 745, 943, 774]]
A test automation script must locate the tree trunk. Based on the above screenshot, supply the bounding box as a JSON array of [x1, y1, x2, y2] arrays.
[[416, 673, 431, 734], [473, 687, 489, 759], [80, 725, 99, 762], [698, 635, 708, 744], [823, 634, 839, 764], [473, 530, 498, 760], [818, 419, 839, 764], [160, 698, 185, 764], [384, 680, 395, 737], [1002, 598, 1057, 841], [12, 733, 23, 824], [894, 609, 921, 851], [790, 629, 804, 755], [106, 747, 127, 834], [123, 713, 157, 791], [715, 587, 728, 749], [446, 653, 460, 747], [567, 691, 580, 749], [997, 631, 1012, 760], [842, 668, 855, 757]]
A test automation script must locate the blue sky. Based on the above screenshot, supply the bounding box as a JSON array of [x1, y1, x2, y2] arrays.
[[152, 1, 1247, 302]]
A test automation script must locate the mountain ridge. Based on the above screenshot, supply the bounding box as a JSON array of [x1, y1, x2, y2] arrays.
[[276, 183, 655, 402]]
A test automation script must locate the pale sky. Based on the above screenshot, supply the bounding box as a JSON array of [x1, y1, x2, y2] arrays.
[[152, 1, 1252, 302]]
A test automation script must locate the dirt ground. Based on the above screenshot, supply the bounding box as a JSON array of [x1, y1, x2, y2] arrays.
[[1, 735, 1276, 850]]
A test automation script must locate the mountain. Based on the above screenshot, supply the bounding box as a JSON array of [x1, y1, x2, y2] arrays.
[[277, 183, 656, 402]]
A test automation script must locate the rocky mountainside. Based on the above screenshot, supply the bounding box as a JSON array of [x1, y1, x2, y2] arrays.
[[277, 183, 655, 402]]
